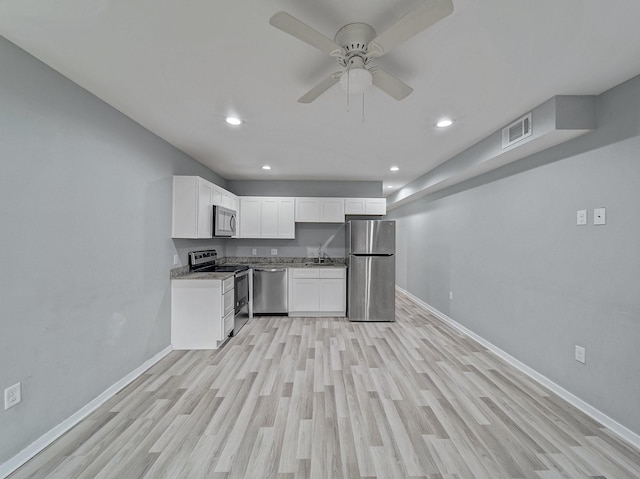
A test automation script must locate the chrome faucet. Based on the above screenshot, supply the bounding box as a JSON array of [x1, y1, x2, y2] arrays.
[[316, 243, 331, 264]]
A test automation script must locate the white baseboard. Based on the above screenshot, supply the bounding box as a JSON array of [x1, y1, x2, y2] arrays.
[[396, 285, 640, 450], [0, 346, 173, 479]]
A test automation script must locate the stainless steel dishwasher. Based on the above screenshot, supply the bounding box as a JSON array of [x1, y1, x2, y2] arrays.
[[253, 267, 288, 315]]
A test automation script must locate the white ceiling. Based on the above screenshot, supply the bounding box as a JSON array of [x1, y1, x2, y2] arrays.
[[1, 0, 640, 195]]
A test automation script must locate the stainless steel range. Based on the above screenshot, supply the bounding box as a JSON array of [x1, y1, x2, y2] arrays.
[[188, 250, 251, 335]]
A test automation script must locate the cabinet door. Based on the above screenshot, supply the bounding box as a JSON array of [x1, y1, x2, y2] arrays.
[[171, 279, 224, 349], [365, 198, 386, 215], [290, 278, 320, 312], [319, 278, 346, 313], [197, 178, 214, 238], [212, 186, 223, 206], [221, 191, 234, 209], [239, 197, 262, 238], [261, 198, 279, 238], [278, 199, 295, 238], [344, 198, 366, 215], [295, 198, 320, 222], [321, 198, 345, 223]]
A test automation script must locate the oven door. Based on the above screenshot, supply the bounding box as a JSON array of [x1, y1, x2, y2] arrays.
[[234, 269, 250, 314]]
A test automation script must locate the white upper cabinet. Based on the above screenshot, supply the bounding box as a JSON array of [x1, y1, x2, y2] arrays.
[[172, 176, 214, 238], [295, 198, 320, 222], [213, 185, 237, 210], [172, 175, 239, 239], [344, 198, 366, 215], [344, 198, 387, 215], [239, 197, 295, 239], [239, 197, 262, 238], [295, 197, 345, 223], [277, 198, 295, 238]]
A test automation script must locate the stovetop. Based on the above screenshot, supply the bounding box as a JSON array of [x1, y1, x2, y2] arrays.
[[192, 264, 249, 273], [188, 249, 249, 274]]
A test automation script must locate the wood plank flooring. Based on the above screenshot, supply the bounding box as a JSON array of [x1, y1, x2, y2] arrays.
[[10, 290, 640, 478]]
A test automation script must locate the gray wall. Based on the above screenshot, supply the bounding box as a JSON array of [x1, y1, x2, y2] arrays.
[[228, 223, 347, 259], [0, 36, 225, 463], [388, 74, 640, 436], [227, 179, 382, 198]]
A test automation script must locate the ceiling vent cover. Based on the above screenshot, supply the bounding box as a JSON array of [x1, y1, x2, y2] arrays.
[[502, 112, 532, 148]]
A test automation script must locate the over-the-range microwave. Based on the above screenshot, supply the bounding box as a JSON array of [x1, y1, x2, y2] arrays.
[[213, 205, 236, 237]]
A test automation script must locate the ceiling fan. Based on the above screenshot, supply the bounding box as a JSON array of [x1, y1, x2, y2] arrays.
[[270, 0, 454, 103]]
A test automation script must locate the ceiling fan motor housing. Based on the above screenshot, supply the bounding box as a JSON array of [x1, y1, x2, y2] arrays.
[[334, 23, 377, 67]]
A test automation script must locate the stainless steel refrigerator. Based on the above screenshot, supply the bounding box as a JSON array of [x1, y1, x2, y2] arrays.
[[346, 220, 396, 321]]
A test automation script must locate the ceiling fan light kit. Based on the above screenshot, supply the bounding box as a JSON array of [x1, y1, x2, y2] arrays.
[[340, 58, 373, 95], [269, 0, 454, 104]]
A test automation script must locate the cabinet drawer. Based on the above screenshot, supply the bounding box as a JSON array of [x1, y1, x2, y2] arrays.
[[222, 277, 234, 294], [319, 268, 346, 279], [290, 268, 319, 279], [223, 310, 234, 337], [223, 289, 234, 315]]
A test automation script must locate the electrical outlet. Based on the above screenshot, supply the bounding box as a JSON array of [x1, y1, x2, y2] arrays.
[[575, 345, 586, 364], [576, 209, 587, 225], [594, 207, 606, 225], [252, 248, 257, 256], [449, 291, 453, 300], [271, 248, 278, 255], [4, 382, 22, 410], [173, 255, 179, 265]]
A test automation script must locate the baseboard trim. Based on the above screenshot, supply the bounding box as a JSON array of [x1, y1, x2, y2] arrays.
[[396, 285, 640, 450], [0, 346, 173, 479]]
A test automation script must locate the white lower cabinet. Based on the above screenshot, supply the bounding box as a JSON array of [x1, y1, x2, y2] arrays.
[[288, 267, 346, 317], [171, 276, 234, 349]]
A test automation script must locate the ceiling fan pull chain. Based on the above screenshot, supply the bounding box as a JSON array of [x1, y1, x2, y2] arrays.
[[346, 61, 351, 112], [362, 93, 366, 123]]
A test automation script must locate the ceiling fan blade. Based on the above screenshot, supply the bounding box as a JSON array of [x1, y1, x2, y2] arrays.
[[298, 73, 342, 103], [270, 12, 343, 56], [370, 67, 413, 100], [368, 0, 454, 57]]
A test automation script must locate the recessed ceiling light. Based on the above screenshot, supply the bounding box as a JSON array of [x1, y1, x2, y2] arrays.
[[390, 166, 399, 172], [436, 118, 454, 128], [386, 185, 395, 189], [225, 116, 243, 126], [261, 165, 271, 170]]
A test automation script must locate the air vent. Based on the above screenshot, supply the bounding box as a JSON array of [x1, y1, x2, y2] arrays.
[[502, 112, 532, 148]]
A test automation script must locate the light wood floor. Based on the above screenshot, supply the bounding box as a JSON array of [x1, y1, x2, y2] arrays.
[[10, 290, 640, 478]]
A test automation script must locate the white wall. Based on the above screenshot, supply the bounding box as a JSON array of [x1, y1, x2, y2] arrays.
[[388, 74, 640, 437], [0, 36, 225, 464]]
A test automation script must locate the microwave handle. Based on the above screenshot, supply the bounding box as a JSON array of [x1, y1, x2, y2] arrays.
[[230, 214, 236, 232]]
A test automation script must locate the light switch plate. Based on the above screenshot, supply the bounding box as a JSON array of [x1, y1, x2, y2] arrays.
[[270, 248, 278, 255], [4, 382, 21, 410], [577, 209, 587, 225], [575, 345, 586, 364], [594, 207, 606, 225]]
